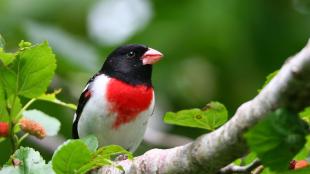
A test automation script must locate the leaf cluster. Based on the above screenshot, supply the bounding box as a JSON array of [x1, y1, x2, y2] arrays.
[[0, 38, 133, 174], [0, 40, 76, 150]]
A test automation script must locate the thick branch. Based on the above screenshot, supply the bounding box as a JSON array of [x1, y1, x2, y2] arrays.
[[97, 39, 310, 174]]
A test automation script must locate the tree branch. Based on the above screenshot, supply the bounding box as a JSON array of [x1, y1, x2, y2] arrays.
[[96, 39, 310, 174]]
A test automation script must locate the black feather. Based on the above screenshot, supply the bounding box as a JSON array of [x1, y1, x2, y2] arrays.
[[72, 73, 100, 139], [100, 44, 152, 87]]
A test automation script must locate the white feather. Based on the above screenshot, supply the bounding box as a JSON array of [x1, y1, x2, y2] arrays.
[[73, 113, 77, 123]]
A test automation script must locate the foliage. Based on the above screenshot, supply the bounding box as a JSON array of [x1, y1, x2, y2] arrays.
[[0, 40, 71, 152], [0, 41, 56, 98], [0, 140, 131, 174], [52, 140, 92, 174], [0, 147, 54, 174], [164, 101, 228, 131], [245, 108, 308, 171], [299, 107, 310, 124], [37, 89, 77, 110], [77, 145, 133, 174]]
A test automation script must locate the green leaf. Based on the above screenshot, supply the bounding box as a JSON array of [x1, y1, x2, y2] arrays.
[[77, 145, 132, 174], [52, 140, 92, 174], [94, 145, 133, 160], [0, 48, 16, 66], [233, 152, 257, 166], [258, 70, 279, 93], [0, 42, 56, 98], [299, 107, 310, 124], [0, 166, 19, 174], [76, 158, 111, 174], [23, 109, 60, 136], [7, 95, 22, 120], [0, 147, 55, 174], [14, 147, 54, 173], [0, 65, 17, 96], [295, 135, 310, 160], [261, 168, 276, 174], [245, 108, 308, 171], [37, 89, 77, 110], [282, 167, 310, 174], [164, 101, 228, 130], [81, 135, 98, 152]]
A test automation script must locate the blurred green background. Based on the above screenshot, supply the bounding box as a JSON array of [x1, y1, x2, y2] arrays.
[[1, 0, 310, 163]]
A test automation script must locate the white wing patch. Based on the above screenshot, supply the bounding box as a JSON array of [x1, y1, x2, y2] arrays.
[[73, 113, 77, 123], [82, 84, 89, 92]]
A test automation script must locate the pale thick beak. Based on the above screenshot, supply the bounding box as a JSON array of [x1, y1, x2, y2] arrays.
[[142, 48, 163, 65]]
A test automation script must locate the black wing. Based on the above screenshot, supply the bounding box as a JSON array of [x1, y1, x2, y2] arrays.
[[72, 73, 100, 139]]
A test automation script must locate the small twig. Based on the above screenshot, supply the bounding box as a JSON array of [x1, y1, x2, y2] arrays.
[[8, 98, 36, 152], [15, 98, 36, 121], [8, 95, 21, 152], [17, 133, 29, 147], [218, 159, 261, 174]]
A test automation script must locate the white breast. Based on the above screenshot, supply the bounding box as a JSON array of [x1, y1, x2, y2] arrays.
[[77, 74, 155, 151]]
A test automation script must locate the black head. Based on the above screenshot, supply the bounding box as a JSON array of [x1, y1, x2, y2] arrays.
[[100, 44, 163, 86]]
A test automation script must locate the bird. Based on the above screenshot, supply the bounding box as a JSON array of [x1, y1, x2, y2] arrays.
[[72, 44, 163, 152]]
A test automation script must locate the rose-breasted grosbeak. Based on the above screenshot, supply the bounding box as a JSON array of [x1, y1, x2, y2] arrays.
[[72, 44, 163, 152]]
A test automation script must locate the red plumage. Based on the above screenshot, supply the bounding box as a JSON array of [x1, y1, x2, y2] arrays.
[[106, 78, 153, 128]]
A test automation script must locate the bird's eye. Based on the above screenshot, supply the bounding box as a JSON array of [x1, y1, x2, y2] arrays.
[[127, 51, 135, 58]]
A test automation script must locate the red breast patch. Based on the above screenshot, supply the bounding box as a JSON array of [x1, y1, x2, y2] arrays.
[[106, 78, 153, 129]]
